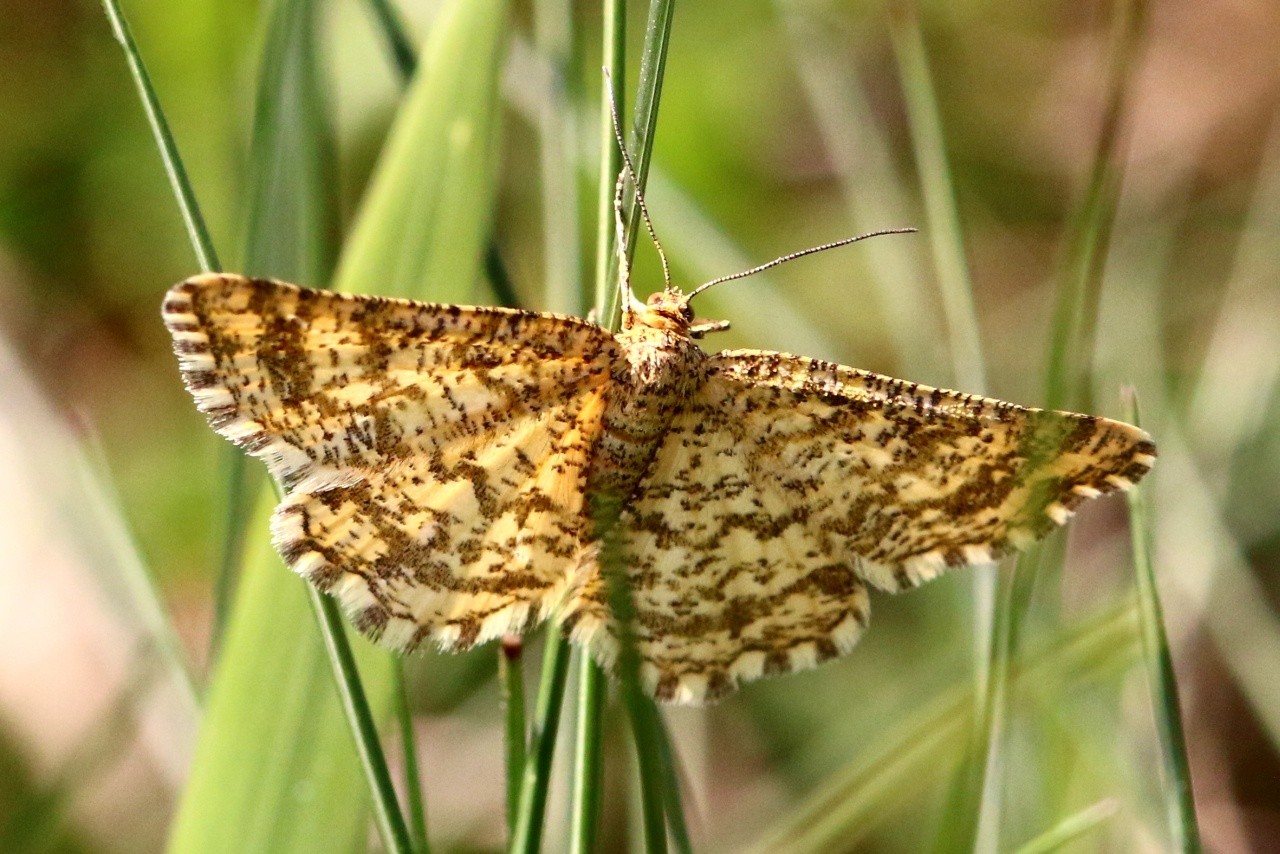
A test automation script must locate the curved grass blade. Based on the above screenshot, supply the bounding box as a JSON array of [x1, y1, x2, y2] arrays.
[[366, 0, 417, 78], [1124, 395, 1201, 852], [883, 5, 1002, 850], [101, 0, 221, 274], [393, 665, 430, 853], [309, 589, 413, 854], [1011, 799, 1120, 854]]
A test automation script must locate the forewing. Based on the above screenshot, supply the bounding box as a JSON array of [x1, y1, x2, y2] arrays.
[[703, 350, 1156, 592], [162, 274, 619, 489], [164, 273, 620, 650]]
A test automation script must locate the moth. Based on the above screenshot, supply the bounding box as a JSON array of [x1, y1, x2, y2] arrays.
[[163, 253, 1154, 703]]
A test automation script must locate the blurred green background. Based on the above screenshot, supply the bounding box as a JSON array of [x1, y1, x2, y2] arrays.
[[1, 0, 1277, 851]]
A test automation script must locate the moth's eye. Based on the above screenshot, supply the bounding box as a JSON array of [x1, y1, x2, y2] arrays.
[[680, 303, 694, 322]]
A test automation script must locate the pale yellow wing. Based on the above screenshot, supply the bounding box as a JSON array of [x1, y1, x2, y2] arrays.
[[706, 351, 1156, 591], [163, 273, 619, 650], [561, 349, 1154, 704]]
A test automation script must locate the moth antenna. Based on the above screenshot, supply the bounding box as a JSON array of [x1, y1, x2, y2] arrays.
[[614, 171, 643, 318], [603, 67, 672, 293], [687, 227, 919, 301]]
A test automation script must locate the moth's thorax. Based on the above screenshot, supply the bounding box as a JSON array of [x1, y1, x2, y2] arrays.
[[587, 293, 706, 499]]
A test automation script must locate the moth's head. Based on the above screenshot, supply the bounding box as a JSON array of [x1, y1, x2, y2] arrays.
[[624, 287, 730, 339]]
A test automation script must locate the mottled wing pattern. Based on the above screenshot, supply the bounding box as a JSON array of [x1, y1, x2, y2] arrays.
[[163, 274, 619, 650], [561, 349, 1154, 704]]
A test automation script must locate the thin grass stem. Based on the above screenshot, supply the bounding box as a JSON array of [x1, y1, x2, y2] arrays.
[[101, 0, 221, 274], [366, 0, 417, 78], [607, 3, 686, 849], [621, 0, 675, 270], [594, 495, 667, 854], [1124, 395, 1202, 852], [308, 589, 414, 854], [393, 664, 430, 854], [1044, 0, 1148, 413], [886, 0, 985, 393], [501, 636, 528, 834], [569, 653, 606, 854], [511, 628, 574, 853], [594, 0, 626, 326], [1010, 799, 1120, 854], [885, 4, 1000, 850]]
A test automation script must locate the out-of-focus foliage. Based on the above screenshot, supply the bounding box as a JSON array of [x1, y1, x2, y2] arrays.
[[1, 0, 1277, 851]]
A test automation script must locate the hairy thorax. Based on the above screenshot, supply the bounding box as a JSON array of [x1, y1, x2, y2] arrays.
[[586, 316, 706, 499]]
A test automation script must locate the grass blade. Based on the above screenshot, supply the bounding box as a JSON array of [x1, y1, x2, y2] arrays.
[[886, 0, 985, 393], [502, 637, 528, 833], [309, 589, 414, 854], [570, 6, 623, 851], [1044, 0, 1148, 414], [885, 5, 997, 850], [1011, 799, 1120, 854], [171, 490, 398, 853], [366, 0, 417, 79], [1124, 395, 1201, 852], [393, 665, 430, 853], [569, 653, 606, 854], [593, 0, 625, 320], [511, 630, 574, 853], [101, 0, 221, 274], [335, 0, 509, 299], [535, 0, 583, 315]]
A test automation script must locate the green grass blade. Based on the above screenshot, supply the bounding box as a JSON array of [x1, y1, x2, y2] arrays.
[[885, 5, 996, 850], [1043, 0, 1148, 414], [309, 590, 414, 854], [101, 0, 221, 274], [393, 665, 431, 854], [886, 0, 985, 393], [1011, 799, 1120, 854], [366, 0, 417, 79], [593, 0, 625, 320], [535, 0, 583, 315], [623, 0, 675, 267], [501, 638, 528, 833], [170, 490, 398, 854], [1124, 396, 1202, 852], [208, 449, 257, 660], [569, 653, 606, 854], [335, 0, 509, 299], [570, 7, 623, 851], [593, 495, 667, 854], [511, 630, 574, 853]]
